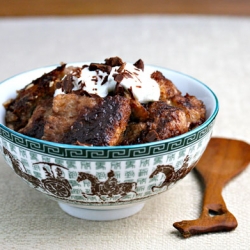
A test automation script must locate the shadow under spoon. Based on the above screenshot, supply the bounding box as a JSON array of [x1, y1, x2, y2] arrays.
[[173, 137, 250, 238]]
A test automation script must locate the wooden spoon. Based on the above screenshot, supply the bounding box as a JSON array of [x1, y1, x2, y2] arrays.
[[173, 137, 250, 238]]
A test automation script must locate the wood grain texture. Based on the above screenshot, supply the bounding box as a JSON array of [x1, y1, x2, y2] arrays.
[[173, 138, 250, 238], [1, 0, 250, 16]]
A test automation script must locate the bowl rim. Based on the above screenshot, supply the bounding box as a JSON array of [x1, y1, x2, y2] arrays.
[[0, 63, 219, 150]]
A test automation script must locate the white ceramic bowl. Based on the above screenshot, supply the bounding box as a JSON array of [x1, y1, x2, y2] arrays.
[[0, 63, 219, 220]]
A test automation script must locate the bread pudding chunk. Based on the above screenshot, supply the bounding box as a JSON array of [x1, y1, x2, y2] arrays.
[[170, 93, 206, 129], [151, 71, 181, 101], [42, 93, 101, 143], [19, 98, 53, 139], [4, 64, 66, 131], [62, 95, 131, 146], [147, 101, 189, 141]]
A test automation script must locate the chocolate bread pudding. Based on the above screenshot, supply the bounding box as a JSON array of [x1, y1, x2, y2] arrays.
[[4, 57, 206, 146]]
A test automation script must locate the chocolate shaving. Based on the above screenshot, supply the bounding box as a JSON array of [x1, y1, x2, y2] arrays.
[[91, 76, 98, 83], [89, 63, 112, 74], [117, 63, 126, 73], [105, 57, 123, 67], [134, 59, 144, 71], [123, 70, 133, 79], [113, 73, 124, 83], [62, 75, 74, 94], [79, 81, 86, 89], [101, 75, 109, 85], [82, 64, 89, 70]]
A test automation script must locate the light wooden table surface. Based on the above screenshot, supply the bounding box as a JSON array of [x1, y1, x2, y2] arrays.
[[1, 0, 250, 16]]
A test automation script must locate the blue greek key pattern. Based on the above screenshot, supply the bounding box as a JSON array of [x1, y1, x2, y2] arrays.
[[0, 119, 215, 160]]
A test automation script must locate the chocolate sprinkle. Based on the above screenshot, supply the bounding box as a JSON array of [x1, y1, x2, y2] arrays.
[[82, 64, 89, 70], [61, 74, 74, 94], [105, 57, 123, 67], [113, 73, 124, 83], [101, 75, 109, 85], [117, 63, 126, 73], [91, 76, 98, 82], [89, 63, 112, 74], [134, 59, 144, 71], [123, 70, 133, 79]]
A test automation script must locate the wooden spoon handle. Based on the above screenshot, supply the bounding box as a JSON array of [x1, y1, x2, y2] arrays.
[[173, 184, 237, 238], [173, 137, 250, 238]]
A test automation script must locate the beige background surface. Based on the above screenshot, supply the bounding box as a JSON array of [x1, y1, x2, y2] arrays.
[[0, 15, 250, 249]]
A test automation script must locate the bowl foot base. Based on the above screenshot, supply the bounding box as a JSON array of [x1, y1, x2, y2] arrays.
[[58, 202, 145, 221]]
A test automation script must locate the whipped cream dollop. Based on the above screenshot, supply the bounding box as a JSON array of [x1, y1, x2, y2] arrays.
[[55, 58, 160, 103]]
